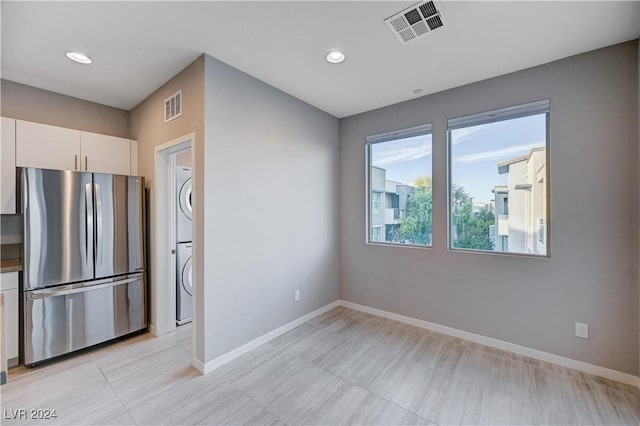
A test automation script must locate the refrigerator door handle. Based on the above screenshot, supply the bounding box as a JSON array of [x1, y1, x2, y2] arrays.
[[85, 182, 94, 267], [27, 275, 142, 299], [95, 183, 103, 265]]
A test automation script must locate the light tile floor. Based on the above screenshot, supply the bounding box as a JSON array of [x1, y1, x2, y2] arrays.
[[2, 306, 639, 425]]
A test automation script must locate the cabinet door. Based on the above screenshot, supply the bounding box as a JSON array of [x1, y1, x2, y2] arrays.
[[80, 132, 130, 175], [16, 120, 81, 171], [1, 118, 16, 214], [3, 289, 18, 361], [1, 272, 19, 362]]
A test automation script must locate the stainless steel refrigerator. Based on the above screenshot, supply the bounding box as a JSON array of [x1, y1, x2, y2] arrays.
[[21, 168, 147, 365]]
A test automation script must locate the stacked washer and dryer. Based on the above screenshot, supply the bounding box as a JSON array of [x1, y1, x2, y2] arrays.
[[176, 167, 193, 325]]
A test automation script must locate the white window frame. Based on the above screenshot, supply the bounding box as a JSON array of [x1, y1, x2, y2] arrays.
[[447, 99, 551, 258], [365, 123, 432, 249]]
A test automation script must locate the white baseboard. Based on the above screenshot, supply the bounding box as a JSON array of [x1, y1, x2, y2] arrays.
[[189, 297, 639, 387], [193, 300, 341, 375], [148, 323, 157, 336], [192, 357, 206, 374], [339, 300, 640, 388]]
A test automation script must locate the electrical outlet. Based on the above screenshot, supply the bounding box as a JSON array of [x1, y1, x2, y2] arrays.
[[294, 289, 301, 302], [575, 322, 589, 339]]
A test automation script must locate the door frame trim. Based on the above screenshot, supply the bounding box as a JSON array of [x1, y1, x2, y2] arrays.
[[151, 134, 194, 340]]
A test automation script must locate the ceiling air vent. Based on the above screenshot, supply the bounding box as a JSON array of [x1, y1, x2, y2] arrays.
[[384, 1, 446, 45], [164, 90, 182, 123]]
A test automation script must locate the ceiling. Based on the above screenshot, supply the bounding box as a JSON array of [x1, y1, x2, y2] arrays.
[[2, 1, 639, 118]]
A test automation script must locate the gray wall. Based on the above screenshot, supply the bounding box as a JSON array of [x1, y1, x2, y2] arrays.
[[339, 41, 639, 375], [1, 79, 129, 137], [0, 215, 21, 244], [202, 55, 340, 362], [129, 57, 204, 188], [129, 56, 205, 360]]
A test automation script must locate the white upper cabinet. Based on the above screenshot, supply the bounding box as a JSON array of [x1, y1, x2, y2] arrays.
[[16, 120, 81, 171], [80, 132, 131, 175], [1, 118, 17, 214], [13, 119, 137, 176]]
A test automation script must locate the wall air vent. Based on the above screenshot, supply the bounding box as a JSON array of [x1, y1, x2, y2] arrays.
[[384, 1, 446, 45], [164, 90, 182, 123]]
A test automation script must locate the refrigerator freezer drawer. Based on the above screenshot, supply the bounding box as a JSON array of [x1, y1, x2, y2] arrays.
[[24, 274, 146, 365]]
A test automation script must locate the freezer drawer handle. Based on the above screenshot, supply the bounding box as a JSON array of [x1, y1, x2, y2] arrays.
[[28, 276, 141, 299], [67, 298, 74, 350]]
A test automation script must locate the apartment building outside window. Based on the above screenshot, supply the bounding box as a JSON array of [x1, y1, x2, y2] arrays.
[[366, 124, 432, 247], [371, 226, 382, 242], [372, 192, 381, 212]]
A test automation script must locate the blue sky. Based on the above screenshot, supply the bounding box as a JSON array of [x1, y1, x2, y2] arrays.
[[371, 134, 433, 184], [371, 114, 546, 204]]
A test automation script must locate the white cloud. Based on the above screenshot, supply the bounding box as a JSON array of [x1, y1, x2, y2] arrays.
[[453, 141, 544, 164], [451, 127, 482, 145], [372, 139, 432, 166]]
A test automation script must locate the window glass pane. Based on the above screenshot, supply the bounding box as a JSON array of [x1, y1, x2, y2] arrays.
[[372, 192, 381, 212], [371, 226, 381, 242], [449, 113, 548, 256], [369, 132, 432, 246]]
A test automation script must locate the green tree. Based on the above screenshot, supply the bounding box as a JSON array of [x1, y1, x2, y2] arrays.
[[400, 176, 432, 245], [451, 185, 494, 250], [398, 177, 494, 250]]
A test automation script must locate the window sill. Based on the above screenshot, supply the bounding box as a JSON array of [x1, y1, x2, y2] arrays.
[[366, 241, 433, 250]]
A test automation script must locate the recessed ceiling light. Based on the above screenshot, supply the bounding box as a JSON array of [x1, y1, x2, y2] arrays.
[[413, 89, 423, 94], [65, 51, 92, 64], [326, 51, 345, 64]]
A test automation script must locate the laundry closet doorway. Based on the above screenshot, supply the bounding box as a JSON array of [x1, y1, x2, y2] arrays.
[[174, 149, 193, 326], [150, 134, 196, 357]]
